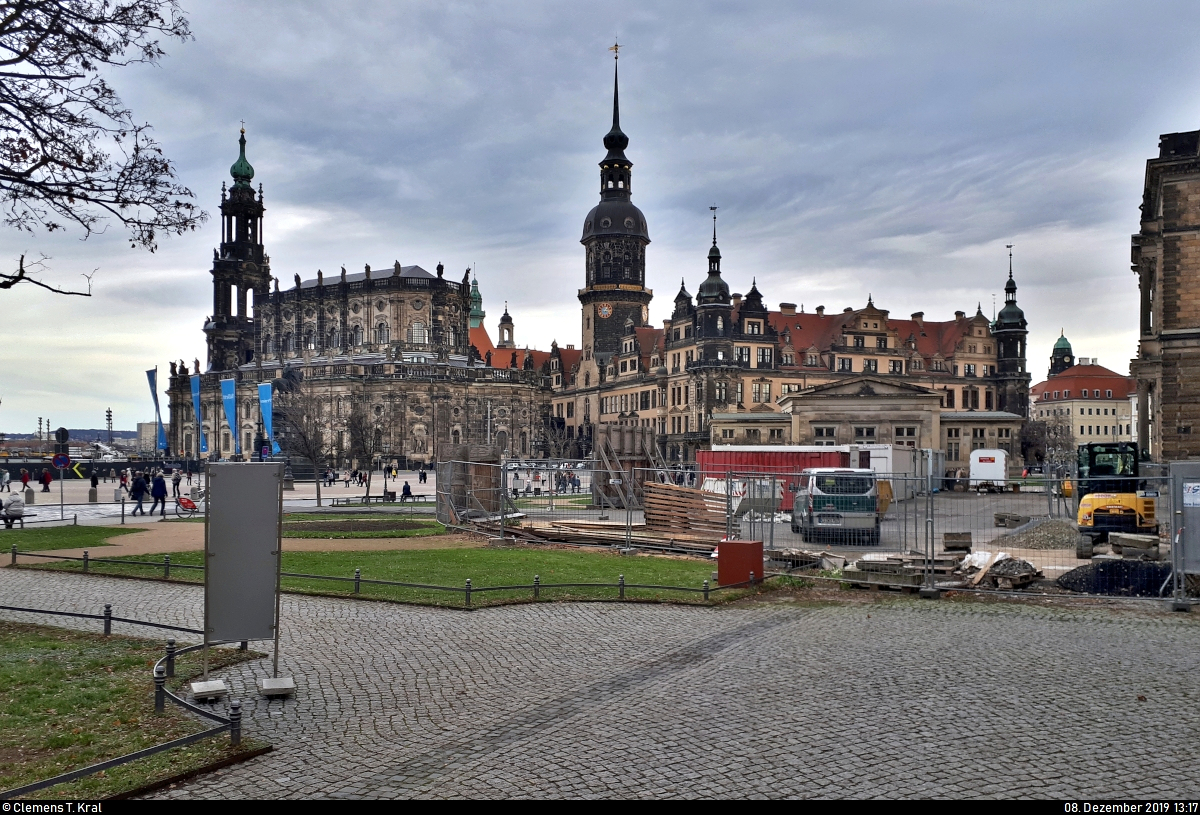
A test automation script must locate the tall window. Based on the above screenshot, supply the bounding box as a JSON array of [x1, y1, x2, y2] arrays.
[[408, 322, 428, 345], [863, 359, 877, 373], [736, 347, 750, 364], [853, 336, 864, 348], [889, 360, 903, 374], [351, 325, 364, 346], [757, 347, 773, 366], [838, 358, 853, 372], [876, 337, 887, 349], [375, 322, 390, 344]]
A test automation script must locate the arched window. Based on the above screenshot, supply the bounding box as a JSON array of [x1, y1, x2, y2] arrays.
[[303, 329, 316, 350], [408, 322, 428, 345], [351, 325, 364, 346], [263, 334, 274, 355], [375, 322, 390, 344], [283, 333, 294, 353], [584, 372, 591, 386], [327, 329, 339, 350]]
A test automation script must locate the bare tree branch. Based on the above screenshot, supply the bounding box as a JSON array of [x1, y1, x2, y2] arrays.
[[0, 0, 207, 295], [0, 251, 87, 294]]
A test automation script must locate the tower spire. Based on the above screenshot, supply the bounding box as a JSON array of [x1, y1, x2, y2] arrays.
[[603, 42, 628, 157], [710, 205, 718, 246]]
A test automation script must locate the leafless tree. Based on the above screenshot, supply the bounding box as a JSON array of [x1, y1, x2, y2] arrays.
[[0, 0, 205, 296], [273, 371, 328, 506], [1044, 411, 1077, 477], [347, 398, 381, 500]]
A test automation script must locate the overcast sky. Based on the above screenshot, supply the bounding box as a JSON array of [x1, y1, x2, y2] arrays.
[[3, 0, 1199, 432]]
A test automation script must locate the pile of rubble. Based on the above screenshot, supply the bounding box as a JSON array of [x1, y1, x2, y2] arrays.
[[1057, 559, 1172, 596], [992, 519, 1079, 551]]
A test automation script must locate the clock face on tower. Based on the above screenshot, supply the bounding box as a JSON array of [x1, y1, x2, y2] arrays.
[[597, 303, 613, 319]]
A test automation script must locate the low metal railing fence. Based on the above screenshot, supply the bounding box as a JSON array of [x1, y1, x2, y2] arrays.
[[0, 606, 246, 800], [9, 545, 776, 607]]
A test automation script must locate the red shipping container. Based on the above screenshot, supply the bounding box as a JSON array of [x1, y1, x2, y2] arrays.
[[718, 539, 764, 587], [697, 448, 850, 510]]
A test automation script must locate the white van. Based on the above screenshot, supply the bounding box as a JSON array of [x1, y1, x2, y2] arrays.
[[968, 449, 1008, 492]]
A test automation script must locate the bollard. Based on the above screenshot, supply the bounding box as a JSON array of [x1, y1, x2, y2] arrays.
[[11, 543, 15, 566], [83, 550, 89, 574], [229, 700, 242, 746], [354, 567, 361, 594], [749, 570, 756, 588], [239, 641, 247, 651], [534, 574, 540, 600], [73, 514, 77, 526], [164, 554, 170, 579], [103, 603, 111, 636], [619, 574, 625, 600], [703, 579, 710, 601], [465, 578, 472, 607], [165, 638, 176, 678], [121, 499, 125, 525], [154, 665, 166, 713]]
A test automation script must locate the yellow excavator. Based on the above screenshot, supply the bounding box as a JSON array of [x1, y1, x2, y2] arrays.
[[1075, 442, 1159, 558]]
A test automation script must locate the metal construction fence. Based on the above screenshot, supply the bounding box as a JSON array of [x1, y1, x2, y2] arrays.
[[437, 458, 1189, 601]]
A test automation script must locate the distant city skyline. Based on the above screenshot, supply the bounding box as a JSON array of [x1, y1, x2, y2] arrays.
[[3, 1, 1200, 430]]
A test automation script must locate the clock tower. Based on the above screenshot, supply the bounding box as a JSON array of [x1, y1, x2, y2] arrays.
[[579, 50, 652, 364]]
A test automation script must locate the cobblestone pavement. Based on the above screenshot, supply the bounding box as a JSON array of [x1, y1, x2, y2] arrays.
[[3, 568, 1200, 798]]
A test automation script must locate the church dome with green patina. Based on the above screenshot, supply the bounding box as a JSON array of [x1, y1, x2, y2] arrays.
[[1054, 332, 1072, 352], [230, 128, 254, 187]]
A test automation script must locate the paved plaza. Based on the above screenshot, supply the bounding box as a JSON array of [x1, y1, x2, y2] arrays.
[[3, 567, 1199, 798]]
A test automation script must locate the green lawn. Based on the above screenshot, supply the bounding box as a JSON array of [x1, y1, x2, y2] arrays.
[[160, 515, 445, 539], [25, 546, 723, 607], [2, 525, 142, 552], [0, 622, 265, 799]]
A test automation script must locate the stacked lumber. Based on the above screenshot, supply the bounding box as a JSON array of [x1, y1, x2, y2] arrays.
[[518, 520, 718, 554], [643, 482, 727, 538]]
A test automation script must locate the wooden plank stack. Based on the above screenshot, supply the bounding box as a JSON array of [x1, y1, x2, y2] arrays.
[[643, 483, 727, 538]]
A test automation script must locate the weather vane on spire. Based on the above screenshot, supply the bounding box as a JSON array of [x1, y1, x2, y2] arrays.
[[710, 205, 719, 245], [1006, 243, 1014, 277], [609, 40, 621, 60]]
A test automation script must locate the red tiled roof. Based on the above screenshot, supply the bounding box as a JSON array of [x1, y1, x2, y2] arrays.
[[762, 307, 972, 366], [1031, 364, 1135, 402], [469, 325, 495, 361]]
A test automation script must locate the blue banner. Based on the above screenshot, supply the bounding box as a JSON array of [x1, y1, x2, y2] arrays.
[[220, 378, 240, 456], [189, 374, 208, 454], [146, 368, 168, 450], [258, 382, 280, 456]]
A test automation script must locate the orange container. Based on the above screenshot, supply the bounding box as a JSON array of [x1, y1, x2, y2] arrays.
[[718, 540, 764, 586]]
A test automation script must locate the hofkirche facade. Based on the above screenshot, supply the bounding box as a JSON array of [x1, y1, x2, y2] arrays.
[[168, 64, 1032, 468]]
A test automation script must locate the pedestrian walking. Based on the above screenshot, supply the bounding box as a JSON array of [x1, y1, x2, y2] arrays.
[[39, 468, 52, 492], [171, 470, 182, 497], [129, 471, 148, 515], [343, 470, 351, 488], [20, 468, 30, 490], [90, 472, 99, 490], [106, 468, 115, 483], [150, 471, 168, 517], [0, 469, 9, 492], [119, 469, 129, 494]]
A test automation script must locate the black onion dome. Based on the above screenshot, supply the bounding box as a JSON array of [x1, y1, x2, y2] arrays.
[[582, 200, 650, 241]]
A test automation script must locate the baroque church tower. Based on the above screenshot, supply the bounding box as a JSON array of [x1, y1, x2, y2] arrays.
[[204, 129, 271, 372], [992, 248, 1030, 415], [579, 51, 652, 368]]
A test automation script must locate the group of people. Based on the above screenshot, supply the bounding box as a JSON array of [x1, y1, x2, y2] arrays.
[[127, 470, 171, 516], [320, 467, 428, 488], [0, 468, 55, 493], [511, 468, 582, 497]]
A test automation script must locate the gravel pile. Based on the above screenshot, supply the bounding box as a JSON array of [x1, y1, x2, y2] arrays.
[[1056, 560, 1173, 596], [993, 519, 1079, 550]]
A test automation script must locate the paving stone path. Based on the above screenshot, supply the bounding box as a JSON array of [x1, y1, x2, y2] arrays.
[[3, 567, 1200, 798]]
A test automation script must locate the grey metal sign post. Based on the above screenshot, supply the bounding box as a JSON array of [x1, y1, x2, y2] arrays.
[[1170, 461, 1200, 612], [193, 461, 294, 700]]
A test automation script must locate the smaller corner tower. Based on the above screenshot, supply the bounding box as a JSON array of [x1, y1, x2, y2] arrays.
[[1050, 331, 1075, 377], [992, 246, 1030, 415], [204, 128, 271, 372], [694, 209, 734, 362]]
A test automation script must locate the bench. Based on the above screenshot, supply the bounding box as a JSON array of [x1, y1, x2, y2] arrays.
[[330, 494, 430, 506], [1, 512, 37, 529]]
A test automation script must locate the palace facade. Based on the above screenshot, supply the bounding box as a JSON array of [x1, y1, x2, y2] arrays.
[[168, 64, 1032, 469]]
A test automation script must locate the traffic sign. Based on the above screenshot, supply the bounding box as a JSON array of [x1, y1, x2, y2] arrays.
[[55, 427, 69, 444], [71, 462, 84, 478], [51, 453, 70, 469]]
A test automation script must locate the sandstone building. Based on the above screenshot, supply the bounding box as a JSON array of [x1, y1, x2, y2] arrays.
[[1132, 129, 1200, 461], [169, 67, 1032, 470]]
